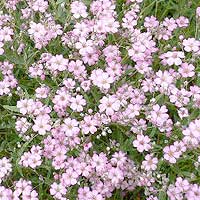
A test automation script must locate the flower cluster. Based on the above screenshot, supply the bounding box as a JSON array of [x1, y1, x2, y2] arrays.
[[19, 145, 43, 168], [1, 0, 200, 200], [28, 20, 62, 49], [0, 61, 17, 95], [0, 13, 13, 55], [0, 157, 12, 183], [167, 177, 200, 200], [0, 178, 38, 200]]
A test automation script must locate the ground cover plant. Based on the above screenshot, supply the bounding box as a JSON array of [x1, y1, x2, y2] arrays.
[[1, 0, 200, 199]]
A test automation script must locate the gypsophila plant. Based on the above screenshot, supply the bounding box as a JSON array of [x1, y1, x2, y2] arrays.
[[1, 0, 200, 199]]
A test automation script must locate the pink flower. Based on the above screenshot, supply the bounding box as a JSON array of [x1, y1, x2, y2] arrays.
[[70, 95, 86, 112], [35, 86, 50, 99], [71, 1, 88, 19], [163, 145, 180, 163], [108, 167, 124, 185], [19, 146, 42, 169], [83, 142, 92, 151], [133, 134, 151, 152], [144, 16, 159, 29], [185, 184, 200, 200], [17, 99, 35, 115], [75, 38, 94, 55], [15, 117, 31, 134], [78, 187, 90, 200], [91, 153, 108, 171], [61, 168, 79, 186], [141, 154, 158, 171], [0, 42, 4, 55], [163, 17, 177, 31], [28, 22, 46, 38], [154, 70, 173, 88], [50, 183, 66, 199], [178, 63, 195, 78], [162, 51, 185, 66], [47, 55, 68, 72], [81, 115, 98, 134], [197, 7, 200, 17], [175, 177, 190, 192], [176, 16, 189, 28], [183, 38, 200, 52], [63, 78, 76, 90], [99, 95, 121, 115], [183, 119, 200, 138], [178, 107, 189, 119], [88, 190, 104, 200], [0, 27, 13, 42], [123, 103, 141, 118], [80, 80, 91, 91], [150, 104, 169, 125], [28, 154, 42, 168], [32, 115, 51, 135], [68, 60, 86, 79], [31, 0, 48, 13], [90, 69, 114, 90], [61, 117, 80, 136], [0, 157, 12, 182], [111, 151, 127, 167]]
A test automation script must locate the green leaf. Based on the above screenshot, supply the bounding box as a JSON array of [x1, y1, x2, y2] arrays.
[[56, 0, 66, 4], [2, 105, 20, 113], [159, 190, 167, 200]]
